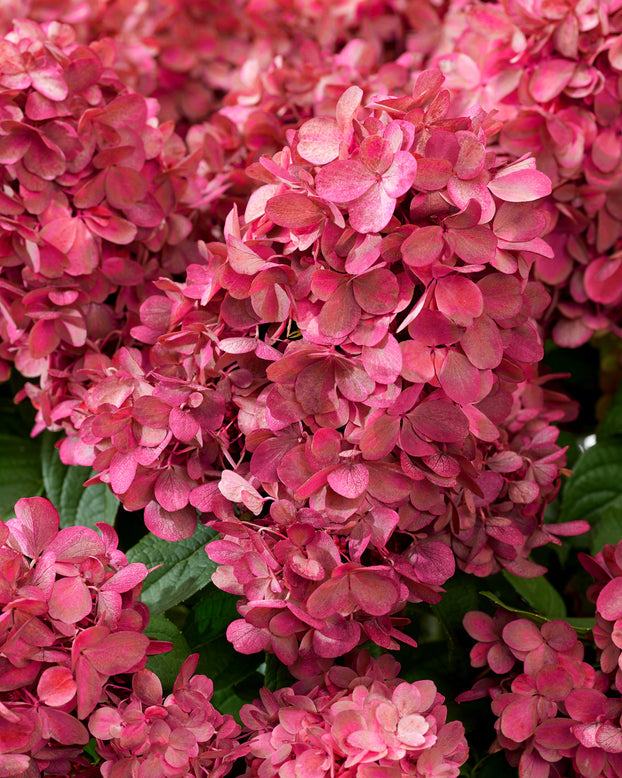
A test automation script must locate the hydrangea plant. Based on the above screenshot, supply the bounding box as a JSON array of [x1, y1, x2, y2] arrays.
[[0, 2, 622, 778]]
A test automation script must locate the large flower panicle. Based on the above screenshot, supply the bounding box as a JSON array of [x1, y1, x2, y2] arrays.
[[0, 17, 203, 412], [433, 0, 622, 346], [241, 650, 468, 778], [460, 537, 622, 778], [89, 654, 245, 778], [0, 496, 170, 777]]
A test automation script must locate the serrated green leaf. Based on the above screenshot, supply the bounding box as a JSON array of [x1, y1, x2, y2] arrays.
[[127, 521, 217, 614], [0, 433, 43, 520], [144, 613, 191, 691], [561, 441, 622, 529], [40, 431, 118, 528], [502, 570, 566, 619], [183, 584, 239, 647]]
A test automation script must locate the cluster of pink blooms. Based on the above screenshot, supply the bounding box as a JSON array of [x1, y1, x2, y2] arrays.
[[241, 650, 468, 778], [90, 654, 244, 778], [0, 7, 592, 669], [433, 0, 622, 346], [460, 537, 622, 778], [3, 1, 622, 775], [0, 496, 165, 775]]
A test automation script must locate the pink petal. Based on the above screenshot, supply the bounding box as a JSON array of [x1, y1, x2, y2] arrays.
[[502, 620, 542, 651], [315, 159, 375, 202], [409, 400, 469, 443], [352, 269, 399, 314], [382, 151, 417, 197], [451, 225, 497, 265], [9, 496, 59, 558], [413, 157, 453, 191], [297, 117, 342, 164], [455, 132, 486, 180], [348, 182, 396, 233], [109, 450, 138, 495], [360, 414, 400, 460], [265, 192, 324, 228], [438, 349, 483, 404], [463, 611, 497, 642], [500, 696, 539, 742], [529, 59, 576, 102], [488, 168, 552, 203], [37, 666, 76, 707], [84, 631, 150, 675], [154, 468, 191, 512], [461, 315, 503, 369], [144, 501, 197, 540], [494, 201, 548, 242], [48, 576, 92, 624], [30, 64, 68, 101], [47, 526, 105, 561], [105, 167, 148, 210], [401, 225, 444, 267], [435, 276, 484, 326], [350, 570, 400, 616], [407, 541, 455, 585], [597, 577, 622, 621], [327, 463, 369, 498], [318, 283, 360, 338]]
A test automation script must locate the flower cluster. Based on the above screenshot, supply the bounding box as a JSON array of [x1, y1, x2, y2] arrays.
[[241, 650, 468, 777], [433, 0, 622, 345], [460, 537, 622, 778], [0, 496, 168, 776], [90, 654, 244, 778], [0, 17, 203, 409]]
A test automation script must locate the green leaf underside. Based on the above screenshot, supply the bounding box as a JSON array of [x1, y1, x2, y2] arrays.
[[127, 521, 217, 614], [41, 431, 118, 528], [0, 433, 42, 520]]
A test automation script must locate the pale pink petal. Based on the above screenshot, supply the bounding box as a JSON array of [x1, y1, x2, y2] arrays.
[[382, 151, 417, 197], [489, 168, 552, 202], [315, 159, 375, 202], [349, 182, 395, 233], [297, 117, 342, 164]]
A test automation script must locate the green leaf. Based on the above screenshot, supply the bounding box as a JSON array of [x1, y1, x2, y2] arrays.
[[480, 591, 548, 624], [0, 433, 42, 520], [561, 441, 622, 533], [264, 653, 295, 692], [565, 617, 595, 636], [183, 585, 240, 647], [40, 431, 118, 529], [501, 570, 566, 619], [429, 572, 480, 637], [479, 592, 592, 636], [144, 613, 191, 691], [127, 521, 217, 614], [590, 508, 622, 556], [598, 378, 622, 439]]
